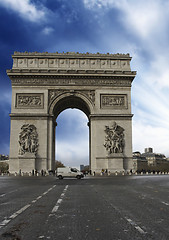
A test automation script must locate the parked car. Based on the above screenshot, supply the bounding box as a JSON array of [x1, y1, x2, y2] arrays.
[[56, 167, 84, 179]]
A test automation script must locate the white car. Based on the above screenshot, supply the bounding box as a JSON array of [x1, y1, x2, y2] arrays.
[[57, 167, 84, 179]]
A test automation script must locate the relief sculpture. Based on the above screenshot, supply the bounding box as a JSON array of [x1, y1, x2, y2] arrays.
[[104, 122, 125, 154], [16, 94, 43, 108], [101, 95, 127, 108], [18, 124, 38, 155]]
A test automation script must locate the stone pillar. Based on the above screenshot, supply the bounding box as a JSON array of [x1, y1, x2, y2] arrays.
[[87, 121, 91, 171], [47, 117, 54, 170], [53, 122, 57, 170]]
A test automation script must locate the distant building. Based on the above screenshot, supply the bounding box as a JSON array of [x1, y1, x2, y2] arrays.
[[133, 148, 167, 171], [145, 147, 153, 154], [0, 154, 9, 161], [133, 151, 147, 171], [80, 165, 85, 171], [80, 165, 89, 172], [142, 148, 166, 166]]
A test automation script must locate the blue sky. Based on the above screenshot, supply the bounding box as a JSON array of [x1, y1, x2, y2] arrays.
[[0, 0, 169, 167]]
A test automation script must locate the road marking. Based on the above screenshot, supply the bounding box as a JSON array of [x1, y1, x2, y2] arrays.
[[125, 217, 146, 234], [91, 185, 147, 236], [0, 189, 18, 198], [0, 194, 5, 197], [37, 196, 42, 200], [0, 204, 30, 228], [135, 226, 146, 234], [0, 185, 56, 229], [51, 185, 69, 215], [14, 204, 30, 215], [162, 201, 169, 206], [0, 219, 11, 226], [42, 191, 48, 195]]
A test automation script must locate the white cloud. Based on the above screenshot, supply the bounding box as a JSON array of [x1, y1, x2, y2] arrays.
[[56, 140, 89, 168], [0, 0, 46, 22], [83, 0, 118, 9], [117, 1, 164, 40], [133, 120, 169, 157], [42, 27, 54, 35], [83, 0, 169, 40], [147, 56, 169, 89]]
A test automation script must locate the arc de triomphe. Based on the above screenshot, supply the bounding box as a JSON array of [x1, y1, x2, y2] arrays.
[[7, 52, 136, 174]]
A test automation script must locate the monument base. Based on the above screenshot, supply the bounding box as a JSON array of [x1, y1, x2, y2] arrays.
[[107, 154, 124, 172], [18, 152, 36, 173], [95, 153, 124, 173]]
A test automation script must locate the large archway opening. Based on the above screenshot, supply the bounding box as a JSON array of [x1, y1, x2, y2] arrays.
[[51, 94, 92, 171], [55, 109, 89, 169]]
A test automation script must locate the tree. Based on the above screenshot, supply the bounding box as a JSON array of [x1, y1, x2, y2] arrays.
[[0, 162, 9, 173], [55, 160, 65, 169]]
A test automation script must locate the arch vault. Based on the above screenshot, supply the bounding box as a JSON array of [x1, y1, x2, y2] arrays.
[[7, 52, 136, 174]]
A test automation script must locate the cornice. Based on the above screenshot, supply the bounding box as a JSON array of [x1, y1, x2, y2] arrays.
[[7, 69, 136, 77], [9, 113, 53, 120], [90, 114, 133, 120], [12, 51, 131, 59]]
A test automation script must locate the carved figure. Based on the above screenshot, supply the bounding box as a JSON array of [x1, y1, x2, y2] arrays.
[[18, 96, 42, 107], [104, 122, 125, 154], [18, 124, 38, 155]]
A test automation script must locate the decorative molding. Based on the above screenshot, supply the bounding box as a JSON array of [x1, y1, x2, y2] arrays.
[[9, 113, 52, 121], [12, 58, 130, 71], [10, 76, 133, 87], [18, 124, 38, 155], [101, 94, 128, 109], [16, 93, 44, 108], [48, 89, 95, 106], [104, 122, 125, 154], [89, 114, 133, 120], [7, 69, 136, 76]]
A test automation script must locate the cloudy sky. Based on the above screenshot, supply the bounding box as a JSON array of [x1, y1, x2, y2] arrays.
[[0, 0, 169, 167]]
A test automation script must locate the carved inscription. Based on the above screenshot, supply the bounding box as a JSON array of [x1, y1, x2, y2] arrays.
[[19, 124, 38, 155], [101, 94, 127, 108], [104, 122, 125, 154], [16, 93, 44, 108]]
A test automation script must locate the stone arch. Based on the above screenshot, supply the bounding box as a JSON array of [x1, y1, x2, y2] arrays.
[[49, 92, 93, 171], [49, 91, 94, 119]]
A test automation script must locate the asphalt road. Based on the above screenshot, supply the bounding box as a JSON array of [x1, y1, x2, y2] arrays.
[[0, 175, 169, 240]]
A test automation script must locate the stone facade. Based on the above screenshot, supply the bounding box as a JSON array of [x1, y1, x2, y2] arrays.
[[7, 52, 136, 174]]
